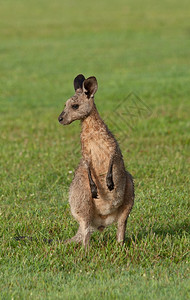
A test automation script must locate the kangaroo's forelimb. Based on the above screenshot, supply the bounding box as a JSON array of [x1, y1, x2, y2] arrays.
[[106, 156, 114, 191], [87, 165, 98, 198]]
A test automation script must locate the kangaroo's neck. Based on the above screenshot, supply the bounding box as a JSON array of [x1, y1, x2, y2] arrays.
[[80, 103, 118, 160], [81, 104, 105, 135]]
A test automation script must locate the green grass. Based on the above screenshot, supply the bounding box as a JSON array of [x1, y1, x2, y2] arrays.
[[0, 0, 190, 299]]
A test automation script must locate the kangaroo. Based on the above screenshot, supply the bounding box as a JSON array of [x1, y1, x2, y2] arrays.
[[58, 74, 134, 247]]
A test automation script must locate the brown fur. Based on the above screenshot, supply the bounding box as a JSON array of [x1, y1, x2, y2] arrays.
[[58, 74, 134, 247]]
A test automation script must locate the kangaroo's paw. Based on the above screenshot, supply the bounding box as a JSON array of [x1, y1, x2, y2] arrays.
[[106, 175, 114, 191], [91, 183, 98, 198]]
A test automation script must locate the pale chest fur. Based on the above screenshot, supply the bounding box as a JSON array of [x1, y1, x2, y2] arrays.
[[81, 124, 113, 172], [88, 136, 111, 175], [81, 133, 125, 216], [80, 111, 126, 217]]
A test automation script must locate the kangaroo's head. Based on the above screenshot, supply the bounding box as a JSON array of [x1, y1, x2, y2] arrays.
[[58, 74, 98, 125]]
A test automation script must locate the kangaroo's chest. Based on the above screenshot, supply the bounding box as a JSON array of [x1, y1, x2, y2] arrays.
[[88, 138, 110, 174]]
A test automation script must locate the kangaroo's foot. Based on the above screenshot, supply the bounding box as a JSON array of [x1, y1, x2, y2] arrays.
[[117, 200, 134, 243], [64, 234, 82, 244], [117, 176, 134, 243], [64, 227, 83, 244], [64, 223, 91, 249]]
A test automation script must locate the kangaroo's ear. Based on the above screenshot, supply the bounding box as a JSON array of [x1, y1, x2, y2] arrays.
[[74, 74, 85, 91], [83, 76, 98, 98]]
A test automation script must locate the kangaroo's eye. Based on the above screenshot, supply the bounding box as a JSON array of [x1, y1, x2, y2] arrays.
[[72, 104, 79, 110]]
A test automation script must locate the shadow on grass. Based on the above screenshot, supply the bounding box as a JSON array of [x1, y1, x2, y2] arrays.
[[14, 235, 57, 244], [124, 220, 189, 247], [13, 220, 189, 246]]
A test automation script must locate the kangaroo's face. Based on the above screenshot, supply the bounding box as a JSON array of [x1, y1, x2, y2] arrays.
[[58, 74, 98, 125]]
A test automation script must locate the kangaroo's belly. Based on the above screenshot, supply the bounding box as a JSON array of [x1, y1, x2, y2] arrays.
[[92, 209, 119, 229], [93, 196, 115, 215], [92, 189, 123, 215]]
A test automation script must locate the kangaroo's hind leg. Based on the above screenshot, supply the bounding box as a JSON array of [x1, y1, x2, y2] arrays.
[[117, 172, 134, 243], [68, 163, 95, 248]]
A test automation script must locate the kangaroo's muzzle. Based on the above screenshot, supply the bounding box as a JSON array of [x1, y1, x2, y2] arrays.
[[58, 111, 65, 124], [58, 116, 64, 122]]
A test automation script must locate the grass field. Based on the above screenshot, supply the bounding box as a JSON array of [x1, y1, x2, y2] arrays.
[[0, 0, 190, 299]]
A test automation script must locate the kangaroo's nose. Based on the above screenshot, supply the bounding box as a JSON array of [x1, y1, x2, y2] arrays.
[[59, 116, 63, 121], [58, 116, 63, 122]]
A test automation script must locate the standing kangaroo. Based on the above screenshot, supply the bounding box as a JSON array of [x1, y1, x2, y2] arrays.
[[58, 74, 134, 247]]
